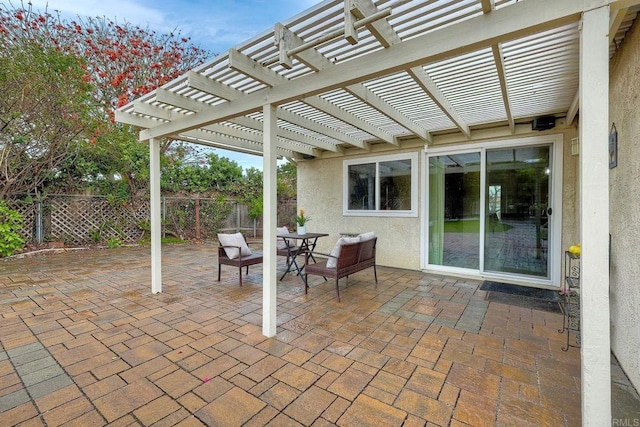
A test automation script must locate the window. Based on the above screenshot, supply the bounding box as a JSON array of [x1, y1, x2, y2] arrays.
[[344, 152, 418, 216]]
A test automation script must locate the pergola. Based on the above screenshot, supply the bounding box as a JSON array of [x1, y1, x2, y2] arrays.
[[116, 1, 640, 424]]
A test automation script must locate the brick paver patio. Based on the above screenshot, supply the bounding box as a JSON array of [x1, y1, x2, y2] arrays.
[[1, 243, 582, 426]]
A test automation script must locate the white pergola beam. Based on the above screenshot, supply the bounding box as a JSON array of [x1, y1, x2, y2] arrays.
[[491, 44, 516, 132], [187, 71, 243, 101], [611, 0, 640, 10], [229, 116, 342, 153], [352, 0, 395, 48], [406, 67, 471, 138], [115, 110, 167, 128], [579, 5, 611, 425], [229, 49, 280, 87], [176, 135, 263, 156], [134, 101, 184, 121], [303, 95, 380, 147], [344, 0, 360, 45], [481, 0, 495, 13], [275, 23, 294, 69], [156, 88, 208, 112], [187, 70, 239, 101], [345, 84, 428, 142], [268, 109, 361, 149], [609, 6, 629, 40], [481, 0, 515, 133], [185, 128, 314, 157], [566, 90, 580, 125]]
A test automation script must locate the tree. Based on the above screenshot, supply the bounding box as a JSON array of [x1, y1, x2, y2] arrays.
[[1, 3, 208, 117], [0, 2, 210, 198], [161, 152, 244, 194], [52, 124, 151, 201], [277, 162, 297, 199], [0, 41, 96, 198]]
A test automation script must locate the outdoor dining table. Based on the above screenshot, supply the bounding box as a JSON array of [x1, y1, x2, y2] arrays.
[[278, 232, 329, 281]]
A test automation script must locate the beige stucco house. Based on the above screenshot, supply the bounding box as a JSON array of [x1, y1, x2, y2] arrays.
[[609, 10, 640, 410], [116, 0, 640, 424]]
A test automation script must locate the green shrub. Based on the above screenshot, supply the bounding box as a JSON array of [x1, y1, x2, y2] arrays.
[[0, 202, 26, 257], [106, 237, 122, 249], [90, 229, 102, 243]]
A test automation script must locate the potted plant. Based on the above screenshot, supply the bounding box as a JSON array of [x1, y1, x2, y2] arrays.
[[295, 209, 310, 235]]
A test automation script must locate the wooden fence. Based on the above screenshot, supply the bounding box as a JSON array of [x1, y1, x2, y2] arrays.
[[8, 195, 297, 246]]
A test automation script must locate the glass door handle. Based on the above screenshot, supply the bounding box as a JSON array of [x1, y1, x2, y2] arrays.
[[546, 207, 553, 215]]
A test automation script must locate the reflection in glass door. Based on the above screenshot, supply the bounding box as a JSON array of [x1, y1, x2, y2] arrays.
[[484, 146, 551, 277], [428, 153, 481, 269]]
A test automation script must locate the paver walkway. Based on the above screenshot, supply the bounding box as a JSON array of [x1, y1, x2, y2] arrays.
[[1, 243, 582, 426]]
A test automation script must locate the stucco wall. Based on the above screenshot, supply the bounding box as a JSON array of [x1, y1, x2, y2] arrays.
[[297, 149, 421, 270], [298, 130, 580, 275], [609, 19, 640, 391], [561, 130, 580, 271]]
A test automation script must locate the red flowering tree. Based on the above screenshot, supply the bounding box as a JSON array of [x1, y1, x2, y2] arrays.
[[0, 2, 210, 198]]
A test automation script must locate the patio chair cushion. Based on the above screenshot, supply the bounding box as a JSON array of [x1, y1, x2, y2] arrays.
[[218, 232, 252, 259], [326, 236, 360, 268], [358, 231, 376, 242], [276, 226, 289, 250]]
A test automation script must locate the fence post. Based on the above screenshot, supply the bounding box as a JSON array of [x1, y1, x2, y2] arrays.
[[35, 201, 43, 244], [162, 196, 166, 238], [195, 196, 201, 242], [236, 200, 241, 233]]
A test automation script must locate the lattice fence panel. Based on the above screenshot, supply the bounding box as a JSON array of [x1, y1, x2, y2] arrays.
[[5, 200, 36, 242], [49, 196, 149, 245], [7, 195, 295, 246]]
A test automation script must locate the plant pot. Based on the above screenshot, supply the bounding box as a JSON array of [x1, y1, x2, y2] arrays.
[[297, 225, 306, 235]]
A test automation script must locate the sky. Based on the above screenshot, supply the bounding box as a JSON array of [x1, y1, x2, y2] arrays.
[[26, 0, 321, 171]]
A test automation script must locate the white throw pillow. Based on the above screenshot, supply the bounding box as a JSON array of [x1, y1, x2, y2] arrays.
[[358, 231, 376, 242], [326, 236, 360, 268], [276, 226, 289, 250], [218, 232, 252, 259]]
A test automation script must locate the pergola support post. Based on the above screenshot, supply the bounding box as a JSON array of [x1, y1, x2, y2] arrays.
[[149, 138, 162, 294], [262, 104, 278, 337], [579, 6, 611, 425]]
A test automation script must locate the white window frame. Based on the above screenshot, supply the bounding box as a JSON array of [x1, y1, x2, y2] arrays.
[[343, 152, 419, 217]]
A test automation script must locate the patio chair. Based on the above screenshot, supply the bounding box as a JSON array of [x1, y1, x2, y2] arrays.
[[304, 234, 377, 302], [217, 232, 263, 287]]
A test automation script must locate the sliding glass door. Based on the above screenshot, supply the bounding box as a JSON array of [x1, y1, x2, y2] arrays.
[[427, 141, 556, 282], [484, 146, 551, 277]]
